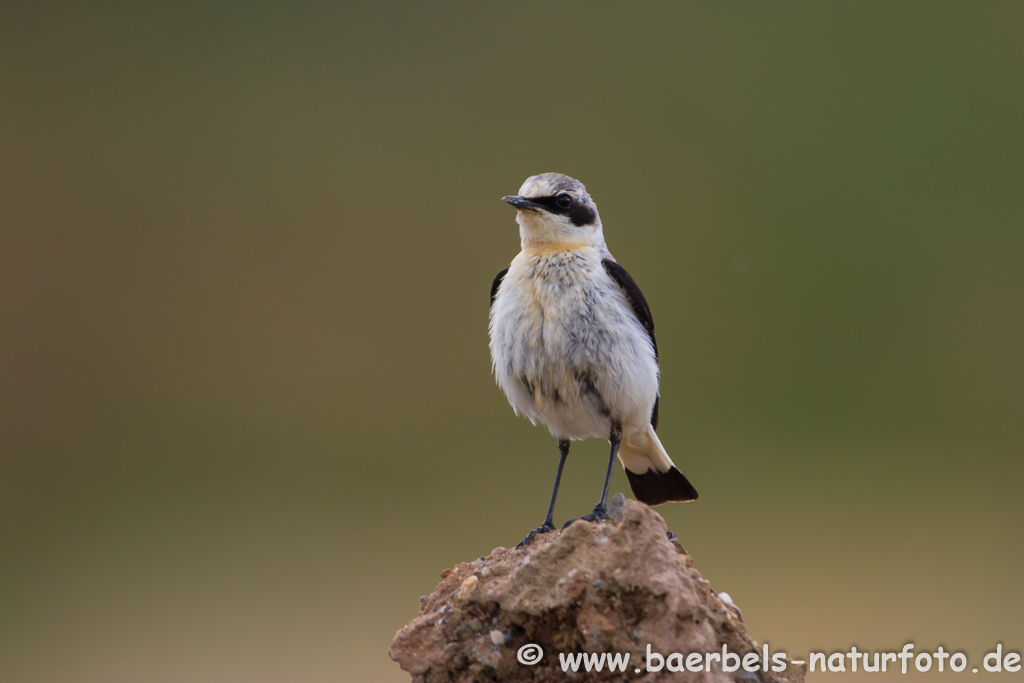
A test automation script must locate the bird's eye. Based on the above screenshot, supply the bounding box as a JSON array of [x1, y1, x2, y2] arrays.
[[555, 194, 573, 210]]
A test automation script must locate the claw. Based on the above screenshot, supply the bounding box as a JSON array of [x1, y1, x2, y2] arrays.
[[561, 503, 611, 529], [516, 520, 556, 548]]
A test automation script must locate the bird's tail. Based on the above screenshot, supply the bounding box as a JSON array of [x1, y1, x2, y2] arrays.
[[617, 424, 698, 505]]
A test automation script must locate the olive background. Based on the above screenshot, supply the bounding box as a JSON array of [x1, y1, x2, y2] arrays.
[[2, 3, 1022, 681]]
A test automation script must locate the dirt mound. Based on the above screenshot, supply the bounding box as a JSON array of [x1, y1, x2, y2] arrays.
[[390, 495, 804, 682]]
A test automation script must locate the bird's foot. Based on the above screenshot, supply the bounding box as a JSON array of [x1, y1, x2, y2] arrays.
[[516, 520, 556, 549], [561, 502, 612, 529]]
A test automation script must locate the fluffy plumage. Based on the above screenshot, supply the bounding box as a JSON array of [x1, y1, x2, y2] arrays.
[[489, 173, 697, 512]]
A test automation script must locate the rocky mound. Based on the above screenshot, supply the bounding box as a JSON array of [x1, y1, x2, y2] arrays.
[[390, 495, 804, 682]]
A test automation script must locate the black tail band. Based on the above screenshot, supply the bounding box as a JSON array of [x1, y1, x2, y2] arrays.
[[625, 466, 698, 506]]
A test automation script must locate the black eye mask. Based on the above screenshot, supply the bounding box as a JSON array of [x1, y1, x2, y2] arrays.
[[528, 194, 597, 227]]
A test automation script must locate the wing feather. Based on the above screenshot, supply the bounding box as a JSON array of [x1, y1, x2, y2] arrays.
[[490, 268, 508, 308], [602, 259, 660, 430]]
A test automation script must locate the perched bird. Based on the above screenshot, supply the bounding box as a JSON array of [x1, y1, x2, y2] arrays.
[[489, 173, 698, 547]]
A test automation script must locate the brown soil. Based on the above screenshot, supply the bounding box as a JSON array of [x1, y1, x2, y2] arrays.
[[390, 495, 804, 683]]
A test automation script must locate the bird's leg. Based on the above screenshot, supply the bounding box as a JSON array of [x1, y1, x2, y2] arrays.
[[517, 439, 570, 548], [562, 421, 622, 528]]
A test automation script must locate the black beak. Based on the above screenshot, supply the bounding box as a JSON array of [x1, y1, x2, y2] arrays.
[[502, 195, 543, 212]]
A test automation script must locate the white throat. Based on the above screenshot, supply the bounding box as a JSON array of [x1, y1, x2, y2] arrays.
[[517, 212, 606, 253]]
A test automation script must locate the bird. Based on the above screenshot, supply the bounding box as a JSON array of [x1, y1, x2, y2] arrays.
[[488, 172, 698, 548]]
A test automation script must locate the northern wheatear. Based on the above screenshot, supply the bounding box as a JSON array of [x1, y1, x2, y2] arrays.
[[489, 173, 698, 547]]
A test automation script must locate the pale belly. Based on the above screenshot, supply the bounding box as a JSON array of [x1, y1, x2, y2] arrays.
[[489, 249, 659, 441]]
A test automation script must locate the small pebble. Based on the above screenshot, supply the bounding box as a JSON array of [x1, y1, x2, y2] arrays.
[[523, 556, 531, 565], [596, 536, 609, 546], [456, 575, 479, 600], [718, 592, 734, 606], [489, 630, 505, 646], [480, 566, 491, 576]]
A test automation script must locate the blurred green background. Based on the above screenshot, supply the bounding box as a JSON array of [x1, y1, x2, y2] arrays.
[[2, 2, 1022, 681]]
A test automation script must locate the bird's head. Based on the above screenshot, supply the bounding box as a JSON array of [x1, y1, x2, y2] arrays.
[[502, 173, 604, 250]]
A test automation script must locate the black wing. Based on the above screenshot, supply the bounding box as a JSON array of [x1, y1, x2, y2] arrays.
[[490, 268, 508, 308], [602, 259, 660, 430]]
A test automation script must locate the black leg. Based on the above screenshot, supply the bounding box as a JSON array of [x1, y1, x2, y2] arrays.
[[517, 439, 570, 548], [596, 422, 622, 509], [543, 439, 571, 525], [562, 422, 622, 528]]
